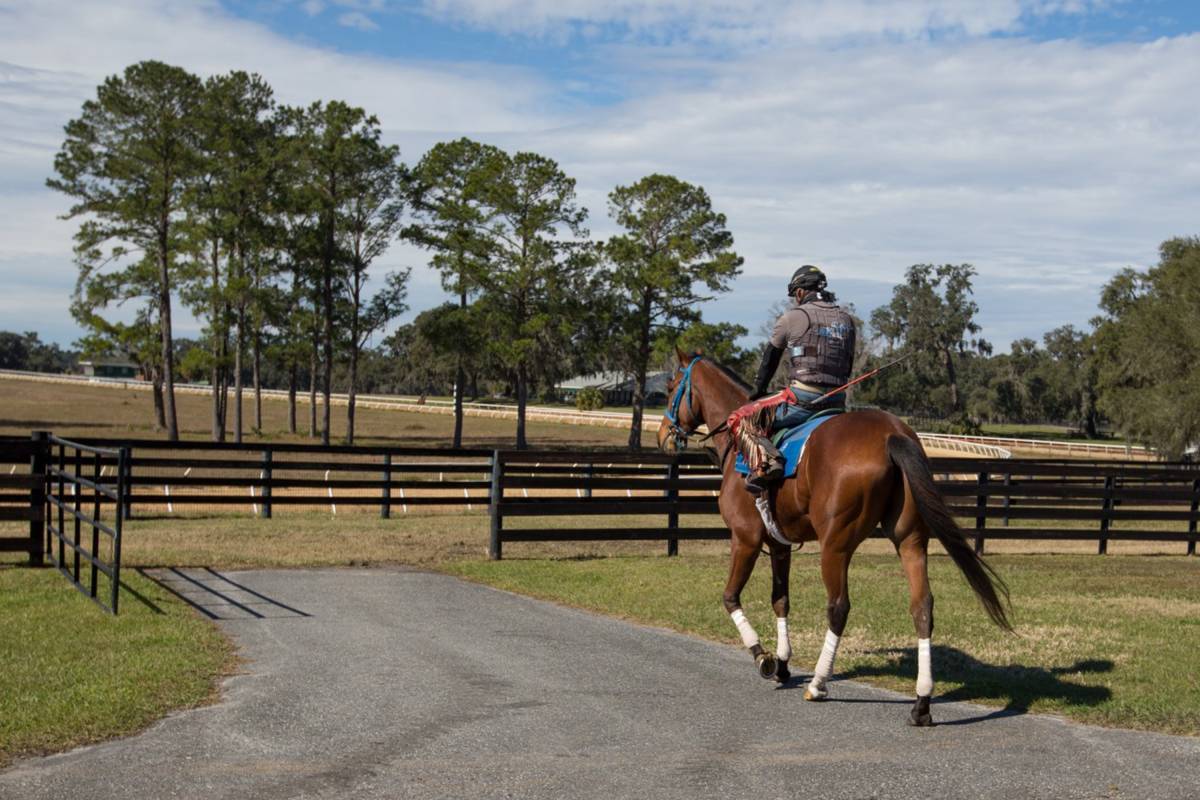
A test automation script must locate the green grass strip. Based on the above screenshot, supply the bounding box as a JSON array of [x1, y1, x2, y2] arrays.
[[0, 567, 235, 768], [446, 552, 1200, 735]]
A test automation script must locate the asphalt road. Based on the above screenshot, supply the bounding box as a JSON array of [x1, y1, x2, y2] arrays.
[[3, 568, 1197, 800]]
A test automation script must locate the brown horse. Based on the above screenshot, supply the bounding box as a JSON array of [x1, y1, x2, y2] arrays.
[[656, 352, 1011, 726]]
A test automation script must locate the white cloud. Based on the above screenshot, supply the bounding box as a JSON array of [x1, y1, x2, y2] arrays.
[[0, 0, 558, 342], [337, 10, 379, 30], [413, 0, 1109, 43], [0, 0, 1196, 351]]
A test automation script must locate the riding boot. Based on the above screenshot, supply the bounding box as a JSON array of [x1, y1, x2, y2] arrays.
[[744, 436, 785, 495]]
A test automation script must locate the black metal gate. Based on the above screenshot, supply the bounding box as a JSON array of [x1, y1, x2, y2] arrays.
[[45, 436, 129, 614]]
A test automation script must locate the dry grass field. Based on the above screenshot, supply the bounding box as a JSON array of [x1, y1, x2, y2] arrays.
[[0, 375, 655, 449]]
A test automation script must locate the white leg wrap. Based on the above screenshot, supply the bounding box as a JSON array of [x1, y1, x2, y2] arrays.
[[730, 609, 760, 649], [811, 629, 841, 687], [775, 617, 792, 661], [916, 638, 933, 697]]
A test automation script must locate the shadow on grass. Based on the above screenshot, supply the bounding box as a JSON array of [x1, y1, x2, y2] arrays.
[[839, 645, 1114, 725]]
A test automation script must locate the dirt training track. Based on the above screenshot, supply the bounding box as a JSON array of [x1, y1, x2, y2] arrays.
[[2, 569, 1197, 800]]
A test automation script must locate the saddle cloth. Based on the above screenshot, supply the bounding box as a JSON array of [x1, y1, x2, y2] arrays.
[[733, 409, 842, 478]]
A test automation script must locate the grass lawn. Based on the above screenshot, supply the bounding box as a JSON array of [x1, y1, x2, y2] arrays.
[[1, 507, 1196, 769], [979, 422, 1129, 443], [0, 566, 236, 769]]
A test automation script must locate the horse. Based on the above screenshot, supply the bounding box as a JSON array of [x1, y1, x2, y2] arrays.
[[656, 351, 1011, 726]]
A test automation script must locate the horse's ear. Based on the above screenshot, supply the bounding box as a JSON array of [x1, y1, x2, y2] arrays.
[[675, 347, 689, 365]]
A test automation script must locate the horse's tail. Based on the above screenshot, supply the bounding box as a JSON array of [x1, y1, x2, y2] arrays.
[[887, 434, 1013, 631]]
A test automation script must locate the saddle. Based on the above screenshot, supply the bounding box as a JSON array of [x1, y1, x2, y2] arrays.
[[734, 409, 843, 479]]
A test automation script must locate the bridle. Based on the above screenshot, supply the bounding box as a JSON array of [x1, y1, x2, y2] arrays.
[[663, 356, 703, 451]]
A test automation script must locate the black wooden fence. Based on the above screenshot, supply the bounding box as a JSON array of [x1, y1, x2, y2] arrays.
[[487, 452, 1200, 559], [0, 434, 46, 564], [3, 436, 1198, 570], [68, 437, 494, 517]]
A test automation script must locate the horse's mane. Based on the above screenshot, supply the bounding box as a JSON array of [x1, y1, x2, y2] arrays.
[[692, 353, 752, 395]]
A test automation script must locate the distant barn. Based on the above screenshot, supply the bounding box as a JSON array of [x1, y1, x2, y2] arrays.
[[78, 357, 140, 380], [557, 370, 671, 407]]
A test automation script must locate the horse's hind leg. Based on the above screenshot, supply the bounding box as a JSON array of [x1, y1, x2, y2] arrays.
[[897, 531, 935, 726], [767, 539, 793, 684], [804, 546, 852, 701]]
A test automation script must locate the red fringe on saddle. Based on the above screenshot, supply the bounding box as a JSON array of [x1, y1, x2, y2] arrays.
[[726, 387, 797, 472]]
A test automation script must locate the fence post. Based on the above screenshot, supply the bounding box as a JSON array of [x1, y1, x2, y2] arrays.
[[584, 461, 594, 499], [121, 448, 133, 521], [28, 431, 48, 566], [90, 450, 101, 599], [261, 448, 273, 519], [72, 447, 82, 585], [56, 441, 65, 565], [1099, 475, 1114, 555], [488, 450, 503, 560], [665, 460, 679, 557], [1002, 473, 1011, 528], [381, 453, 392, 519], [1187, 477, 1199, 557], [112, 447, 127, 615], [974, 471, 988, 555]]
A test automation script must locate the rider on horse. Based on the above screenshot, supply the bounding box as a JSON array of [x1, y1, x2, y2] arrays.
[[739, 265, 857, 494]]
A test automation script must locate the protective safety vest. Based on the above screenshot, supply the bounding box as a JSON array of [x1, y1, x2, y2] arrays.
[[785, 300, 856, 388]]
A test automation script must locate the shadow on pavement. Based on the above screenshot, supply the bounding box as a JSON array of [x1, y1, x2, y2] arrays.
[[137, 567, 311, 620], [838, 645, 1114, 725]]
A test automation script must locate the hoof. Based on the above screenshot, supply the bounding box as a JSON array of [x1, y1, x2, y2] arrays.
[[908, 695, 933, 727], [774, 659, 791, 684], [755, 652, 780, 680], [803, 681, 828, 701]]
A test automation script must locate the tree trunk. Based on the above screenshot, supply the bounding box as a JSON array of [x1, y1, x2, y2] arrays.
[[288, 362, 298, 435], [320, 171, 336, 447], [453, 284, 467, 448], [321, 259, 334, 447], [1083, 386, 1099, 438], [150, 367, 166, 431], [308, 336, 318, 439], [627, 294, 652, 450], [346, 276, 362, 446], [217, 334, 228, 440], [210, 240, 225, 442], [157, 246, 179, 441], [234, 304, 245, 444], [516, 363, 528, 450], [943, 348, 960, 412], [453, 361, 465, 449], [347, 345, 358, 445], [253, 327, 262, 433], [211, 361, 224, 442]]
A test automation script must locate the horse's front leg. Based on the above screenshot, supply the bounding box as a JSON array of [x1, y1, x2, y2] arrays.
[[767, 539, 793, 684], [723, 534, 781, 680]]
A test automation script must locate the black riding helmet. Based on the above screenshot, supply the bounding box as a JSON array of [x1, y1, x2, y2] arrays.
[[787, 264, 827, 295]]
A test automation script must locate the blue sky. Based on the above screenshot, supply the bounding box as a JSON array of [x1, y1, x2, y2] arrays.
[[2, 0, 1199, 352]]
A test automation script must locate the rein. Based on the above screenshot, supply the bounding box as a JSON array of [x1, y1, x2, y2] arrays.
[[665, 359, 740, 468], [664, 356, 703, 451]]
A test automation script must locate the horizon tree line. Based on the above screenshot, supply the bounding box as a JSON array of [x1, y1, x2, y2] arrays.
[[48, 60, 745, 450], [44, 61, 1200, 456]]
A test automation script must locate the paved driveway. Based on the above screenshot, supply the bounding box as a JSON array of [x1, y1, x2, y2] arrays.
[[2, 568, 1197, 799]]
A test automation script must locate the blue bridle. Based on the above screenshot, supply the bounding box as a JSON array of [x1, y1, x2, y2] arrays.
[[664, 356, 703, 449]]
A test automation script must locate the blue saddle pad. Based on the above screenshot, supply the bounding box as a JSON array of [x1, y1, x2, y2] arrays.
[[734, 411, 841, 478]]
